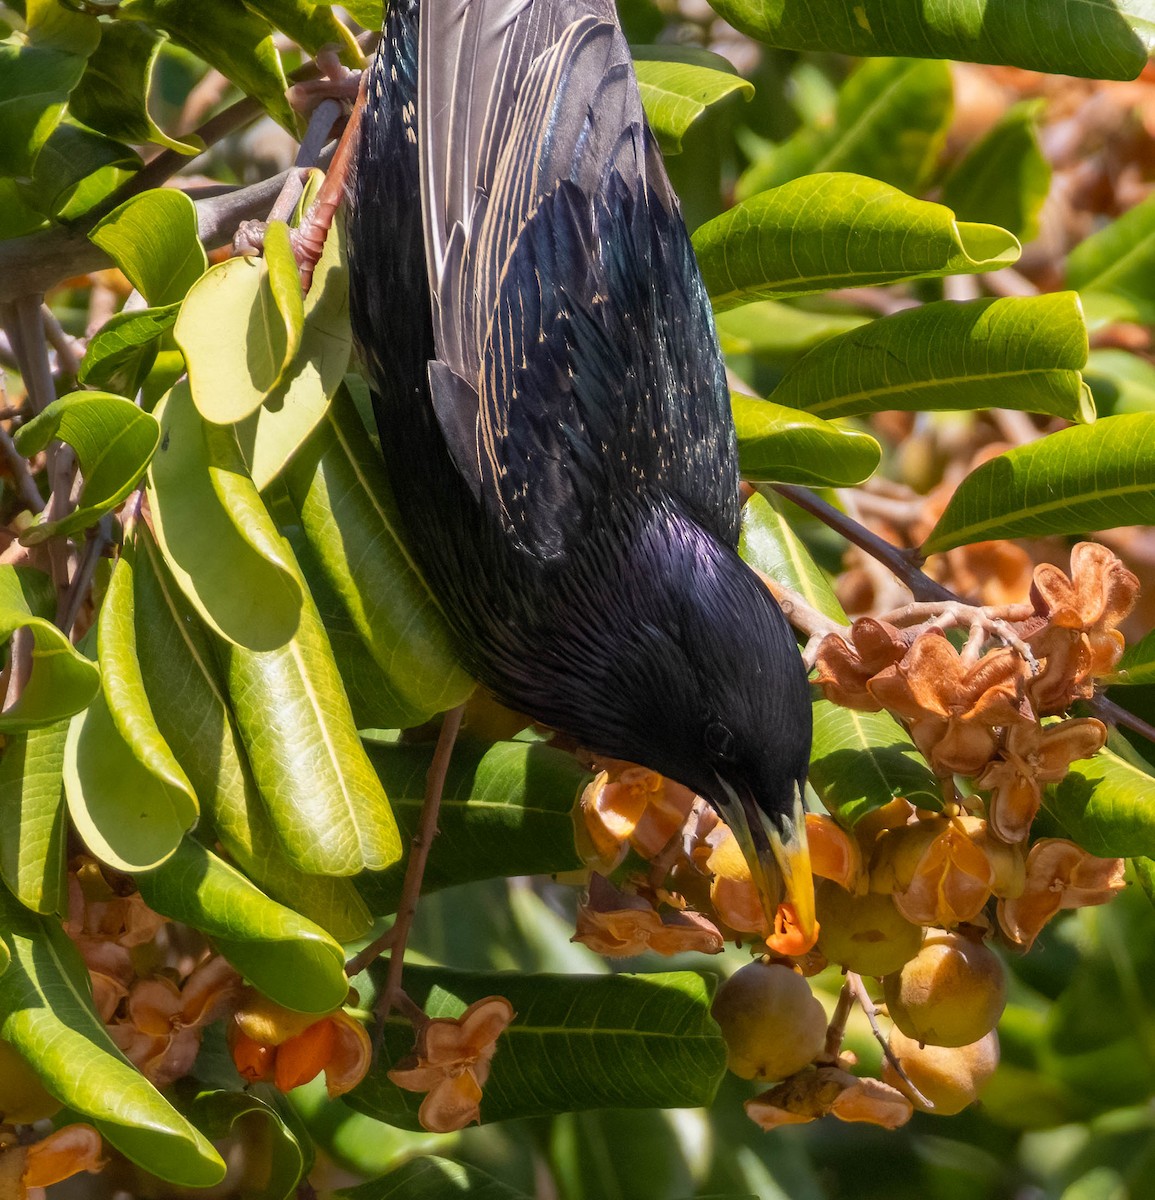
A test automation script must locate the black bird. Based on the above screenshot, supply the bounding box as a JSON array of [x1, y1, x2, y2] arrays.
[[347, 0, 815, 933]]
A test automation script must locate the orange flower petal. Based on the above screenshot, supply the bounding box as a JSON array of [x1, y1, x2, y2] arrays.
[[418, 1069, 484, 1133], [894, 822, 994, 927], [806, 814, 861, 891], [324, 1010, 373, 1098], [829, 1077, 913, 1129], [274, 1018, 336, 1092], [764, 903, 820, 957], [22, 1125, 105, 1189], [229, 1030, 277, 1085], [125, 978, 182, 1037]]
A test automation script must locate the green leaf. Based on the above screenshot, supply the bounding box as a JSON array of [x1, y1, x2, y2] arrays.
[[15, 390, 160, 544], [133, 523, 371, 942], [810, 701, 943, 824], [733, 393, 880, 485], [223, 541, 402, 878], [349, 966, 725, 1128], [285, 386, 473, 729], [1084, 348, 1155, 418], [69, 20, 200, 154], [693, 174, 1020, 312], [631, 46, 752, 155], [18, 122, 140, 219], [922, 413, 1155, 553], [737, 57, 952, 198], [339, 1157, 532, 1200], [0, 0, 99, 180], [1115, 628, 1155, 686], [78, 301, 181, 395], [0, 566, 100, 731], [355, 739, 588, 915], [940, 100, 1051, 243], [146, 381, 302, 651], [0, 720, 67, 914], [550, 1110, 697, 1200], [738, 490, 842, 621], [117, 0, 296, 131], [187, 1088, 307, 1200], [242, 0, 361, 61], [181, 221, 349, 483], [1047, 744, 1155, 859], [0, 887, 225, 1186], [768, 294, 1093, 422], [1068, 192, 1155, 324], [708, 0, 1155, 81], [89, 188, 208, 306], [715, 301, 869, 365], [136, 837, 350, 1014], [65, 547, 197, 872]]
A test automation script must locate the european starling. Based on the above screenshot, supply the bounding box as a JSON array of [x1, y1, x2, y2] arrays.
[[347, 0, 815, 931]]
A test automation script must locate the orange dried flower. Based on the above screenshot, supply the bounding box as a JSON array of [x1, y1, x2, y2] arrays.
[[977, 717, 1107, 843], [867, 634, 1024, 777], [998, 839, 1126, 950], [18, 1124, 105, 1191], [574, 874, 724, 957], [745, 1065, 912, 1132], [577, 765, 696, 867], [228, 999, 371, 1099], [813, 619, 908, 711], [109, 956, 240, 1087], [388, 996, 515, 1133]]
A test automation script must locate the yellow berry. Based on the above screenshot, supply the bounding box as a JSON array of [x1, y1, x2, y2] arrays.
[[883, 932, 1006, 1047], [815, 881, 924, 977], [882, 1028, 999, 1115], [711, 961, 827, 1082]]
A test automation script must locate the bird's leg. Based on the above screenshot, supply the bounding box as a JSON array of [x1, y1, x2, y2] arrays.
[[846, 972, 934, 1110], [354, 704, 465, 1031]]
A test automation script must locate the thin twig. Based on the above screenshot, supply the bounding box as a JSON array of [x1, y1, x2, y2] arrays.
[[846, 972, 934, 1111], [773, 484, 954, 603], [40, 304, 83, 388], [13, 297, 55, 414], [0, 425, 44, 515], [57, 516, 115, 637], [821, 980, 856, 1060]]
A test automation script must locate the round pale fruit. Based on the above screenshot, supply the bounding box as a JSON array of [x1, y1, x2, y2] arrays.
[[711, 961, 827, 1082], [882, 1028, 999, 1115], [883, 932, 1006, 1047], [0, 1038, 61, 1124], [815, 881, 924, 977]]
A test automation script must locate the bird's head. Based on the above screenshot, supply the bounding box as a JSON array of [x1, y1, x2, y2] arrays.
[[565, 501, 816, 938]]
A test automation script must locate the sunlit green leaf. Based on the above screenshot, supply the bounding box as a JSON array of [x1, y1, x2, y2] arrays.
[[922, 413, 1155, 553], [242, 0, 361, 61], [769, 294, 1092, 422], [0, 720, 67, 914], [133, 523, 371, 942], [64, 548, 197, 872], [738, 57, 952, 198], [632, 46, 752, 155], [1084, 348, 1155, 418], [0, 566, 100, 731], [0, 886, 225, 1186], [941, 100, 1051, 243], [1068, 192, 1155, 325], [19, 122, 140, 220], [15, 390, 160, 544], [350, 966, 726, 1128], [223, 543, 401, 878], [733, 393, 880, 485], [136, 837, 350, 1013], [78, 302, 181, 396], [708, 0, 1155, 80], [355, 739, 588, 915], [715, 301, 868, 365], [693, 174, 1020, 311], [1047, 743, 1155, 858], [117, 0, 296, 131], [89, 188, 208, 306], [69, 19, 201, 154], [285, 386, 473, 729], [146, 382, 302, 651]]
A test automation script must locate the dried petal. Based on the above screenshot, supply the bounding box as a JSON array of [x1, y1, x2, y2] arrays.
[[828, 1076, 913, 1129], [324, 1010, 373, 1098], [893, 820, 995, 927], [22, 1125, 105, 1189], [806, 813, 861, 891], [418, 1069, 485, 1133]]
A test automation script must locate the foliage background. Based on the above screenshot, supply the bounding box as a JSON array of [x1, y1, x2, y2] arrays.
[[5, 0, 1155, 1197]]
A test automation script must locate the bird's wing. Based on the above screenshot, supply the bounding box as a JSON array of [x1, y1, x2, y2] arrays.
[[420, 0, 739, 556]]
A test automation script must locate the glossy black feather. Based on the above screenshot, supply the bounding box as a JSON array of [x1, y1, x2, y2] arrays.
[[347, 0, 811, 833]]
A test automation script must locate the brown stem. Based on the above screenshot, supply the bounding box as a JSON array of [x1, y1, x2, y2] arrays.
[[822, 980, 856, 1061], [772, 484, 953, 603], [57, 517, 114, 637], [40, 304, 82, 387], [0, 425, 44, 515], [846, 972, 934, 1111]]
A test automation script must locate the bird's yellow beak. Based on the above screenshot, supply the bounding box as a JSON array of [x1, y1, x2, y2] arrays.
[[722, 780, 816, 946]]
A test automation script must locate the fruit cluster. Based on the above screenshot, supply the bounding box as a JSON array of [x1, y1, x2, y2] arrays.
[[573, 542, 1134, 1129]]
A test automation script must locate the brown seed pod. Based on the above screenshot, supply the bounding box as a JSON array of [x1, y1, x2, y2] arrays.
[[711, 961, 827, 1082], [882, 931, 1007, 1047], [815, 881, 925, 977], [882, 1028, 999, 1115]]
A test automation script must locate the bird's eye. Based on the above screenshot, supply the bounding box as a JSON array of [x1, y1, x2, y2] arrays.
[[704, 719, 736, 761]]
